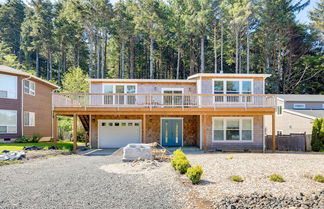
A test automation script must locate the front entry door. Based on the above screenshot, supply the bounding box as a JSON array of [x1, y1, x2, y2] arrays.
[[161, 119, 183, 147]]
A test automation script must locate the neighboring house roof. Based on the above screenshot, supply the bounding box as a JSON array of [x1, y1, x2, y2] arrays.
[[284, 109, 324, 120], [187, 73, 271, 80], [0, 65, 59, 89], [86, 78, 196, 84], [277, 94, 324, 102]]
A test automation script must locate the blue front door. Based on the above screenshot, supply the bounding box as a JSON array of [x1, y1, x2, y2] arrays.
[[161, 119, 183, 147]]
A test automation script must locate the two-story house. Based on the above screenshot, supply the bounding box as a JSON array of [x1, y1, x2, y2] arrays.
[[0, 65, 58, 142], [265, 94, 324, 136], [52, 73, 276, 152]]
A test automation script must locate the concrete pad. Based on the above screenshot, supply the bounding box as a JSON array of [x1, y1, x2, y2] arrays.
[[80, 149, 119, 156]]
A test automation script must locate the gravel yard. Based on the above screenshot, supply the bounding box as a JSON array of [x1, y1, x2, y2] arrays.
[[185, 153, 324, 207], [0, 154, 185, 209]]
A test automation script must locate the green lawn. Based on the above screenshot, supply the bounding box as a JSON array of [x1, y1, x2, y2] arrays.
[[0, 142, 84, 152]]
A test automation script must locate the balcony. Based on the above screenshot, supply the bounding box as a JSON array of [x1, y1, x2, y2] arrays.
[[52, 93, 276, 110]]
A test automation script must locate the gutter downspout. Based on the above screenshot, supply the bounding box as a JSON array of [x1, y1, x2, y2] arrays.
[[21, 75, 32, 137]]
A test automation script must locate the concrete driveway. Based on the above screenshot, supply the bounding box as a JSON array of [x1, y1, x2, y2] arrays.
[[80, 148, 119, 156], [0, 153, 184, 209]]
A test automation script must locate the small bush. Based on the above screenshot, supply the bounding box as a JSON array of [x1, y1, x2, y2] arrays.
[[230, 175, 244, 182], [269, 174, 285, 182], [186, 166, 203, 184], [313, 175, 324, 183], [175, 159, 190, 174], [30, 134, 42, 143], [173, 149, 187, 160], [228, 155, 234, 160], [15, 136, 30, 143]]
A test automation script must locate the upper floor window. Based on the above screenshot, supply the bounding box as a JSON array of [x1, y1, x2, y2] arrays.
[[293, 103, 305, 109], [277, 105, 283, 116], [24, 112, 35, 126], [0, 74, 17, 99], [213, 80, 252, 102], [24, 80, 35, 96], [0, 109, 17, 134], [103, 84, 136, 105]]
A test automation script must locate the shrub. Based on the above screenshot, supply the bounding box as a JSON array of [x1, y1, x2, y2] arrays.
[[311, 118, 324, 152], [15, 136, 30, 143], [313, 175, 324, 183], [230, 175, 244, 182], [228, 155, 234, 160], [186, 166, 203, 184], [175, 159, 190, 174], [30, 134, 42, 143], [173, 149, 187, 160], [269, 174, 285, 182]]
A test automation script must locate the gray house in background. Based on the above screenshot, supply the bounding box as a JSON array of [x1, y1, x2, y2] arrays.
[[265, 94, 324, 136]]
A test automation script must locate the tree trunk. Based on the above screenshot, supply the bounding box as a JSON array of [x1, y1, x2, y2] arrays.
[[221, 24, 224, 73], [89, 41, 93, 78], [101, 37, 105, 79], [149, 38, 154, 79], [214, 25, 217, 73], [239, 46, 242, 74], [246, 22, 250, 74], [49, 52, 52, 80], [176, 48, 180, 79], [96, 38, 100, 78], [129, 36, 135, 79], [235, 30, 239, 73], [120, 39, 125, 79], [58, 57, 61, 85], [189, 36, 195, 75], [200, 36, 205, 73], [46, 51, 49, 80], [36, 49, 39, 77]]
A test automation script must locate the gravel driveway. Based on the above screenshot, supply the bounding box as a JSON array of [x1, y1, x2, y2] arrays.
[[0, 154, 185, 209]]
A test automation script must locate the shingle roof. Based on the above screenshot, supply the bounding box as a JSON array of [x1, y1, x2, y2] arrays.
[[285, 109, 324, 119], [0, 65, 59, 89], [277, 94, 324, 102]]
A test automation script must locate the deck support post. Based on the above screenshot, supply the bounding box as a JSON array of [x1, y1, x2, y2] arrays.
[[73, 114, 78, 153], [272, 113, 276, 152], [53, 113, 58, 147], [143, 114, 147, 143], [203, 115, 207, 153]]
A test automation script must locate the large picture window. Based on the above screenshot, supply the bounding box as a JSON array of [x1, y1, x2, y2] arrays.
[[213, 79, 252, 103], [24, 80, 35, 96], [212, 117, 253, 142], [0, 74, 17, 99], [0, 110, 17, 134]]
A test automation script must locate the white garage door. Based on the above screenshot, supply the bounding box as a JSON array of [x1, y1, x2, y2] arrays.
[[98, 120, 141, 148]]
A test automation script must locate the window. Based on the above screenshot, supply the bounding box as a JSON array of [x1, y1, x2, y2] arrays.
[[293, 104, 305, 109], [322, 104, 324, 109], [0, 110, 17, 133], [23, 80, 35, 96], [162, 88, 184, 106], [24, 112, 35, 126], [103, 84, 136, 105], [277, 130, 283, 136], [212, 118, 253, 142], [0, 74, 17, 99], [277, 105, 283, 116], [213, 80, 252, 103]]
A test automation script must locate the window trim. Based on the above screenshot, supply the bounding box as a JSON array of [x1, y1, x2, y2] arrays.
[[23, 80, 36, 96], [0, 109, 17, 134], [0, 74, 17, 99], [102, 83, 137, 105], [161, 88, 184, 106], [212, 117, 254, 142], [293, 103, 306, 109], [24, 111, 35, 127]]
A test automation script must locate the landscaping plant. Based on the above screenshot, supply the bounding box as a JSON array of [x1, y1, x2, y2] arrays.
[[269, 174, 285, 182], [175, 159, 190, 174], [186, 166, 203, 184], [311, 118, 324, 152], [228, 155, 234, 160], [171, 149, 187, 169], [313, 175, 324, 183], [230, 175, 244, 182]]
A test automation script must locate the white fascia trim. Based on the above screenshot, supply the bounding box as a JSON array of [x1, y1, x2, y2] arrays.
[[283, 109, 316, 120]]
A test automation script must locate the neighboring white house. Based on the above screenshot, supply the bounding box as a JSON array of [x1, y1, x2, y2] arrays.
[[265, 94, 324, 136]]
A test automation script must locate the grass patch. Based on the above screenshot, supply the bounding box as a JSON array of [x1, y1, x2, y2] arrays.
[[230, 175, 244, 182], [0, 142, 84, 152], [0, 160, 23, 166], [269, 174, 285, 182], [313, 175, 324, 183]]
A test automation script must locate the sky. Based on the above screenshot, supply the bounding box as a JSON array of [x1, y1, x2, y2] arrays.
[[0, 0, 320, 24]]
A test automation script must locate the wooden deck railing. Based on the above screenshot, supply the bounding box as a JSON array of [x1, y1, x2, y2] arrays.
[[52, 93, 276, 109]]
